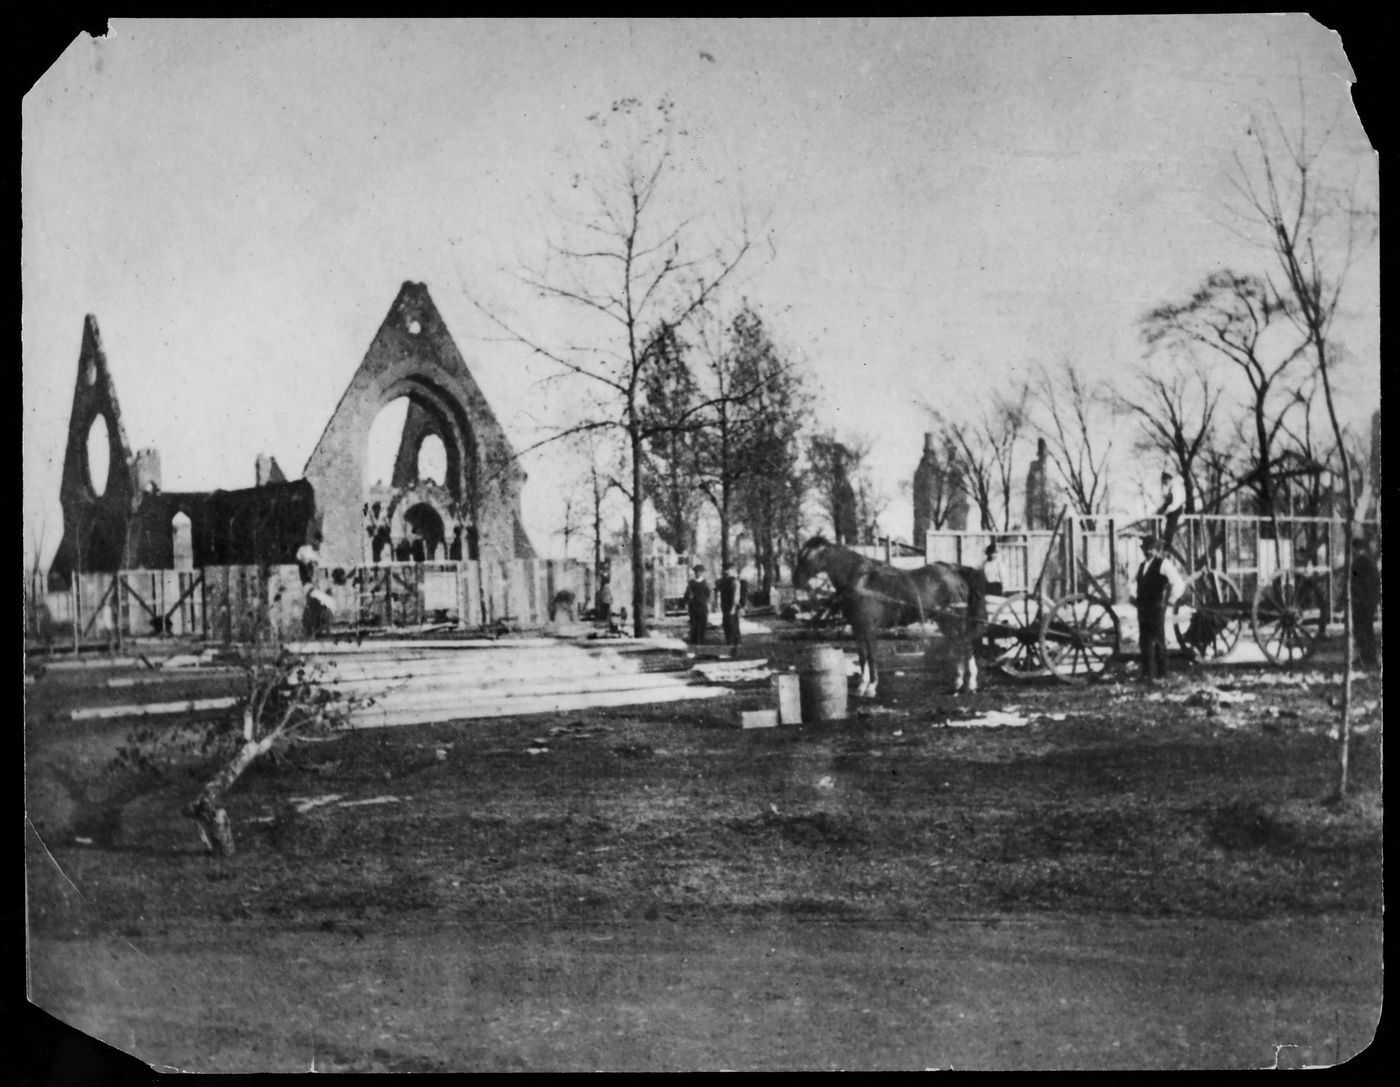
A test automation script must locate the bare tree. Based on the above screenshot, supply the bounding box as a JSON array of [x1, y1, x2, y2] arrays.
[[850, 438, 888, 547], [467, 97, 753, 635], [1141, 270, 1314, 516], [1232, 101, 1378, 798], [932, 416, 993, 533], [720, 305, 812, 589], [1113, 359, 1225, 514], [638, 322, 705, 557], [112, 642, 374, 858], [806, 433, 861, 544], [1031, 360, 1115, 521]]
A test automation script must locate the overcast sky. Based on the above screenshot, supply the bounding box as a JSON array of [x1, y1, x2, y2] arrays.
[[22, 17, 1378, 566]]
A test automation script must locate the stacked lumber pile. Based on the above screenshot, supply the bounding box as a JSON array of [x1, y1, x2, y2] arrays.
[[284, 637, 731, 728]]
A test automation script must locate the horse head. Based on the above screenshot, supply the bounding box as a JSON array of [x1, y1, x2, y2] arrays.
[[793, 536, 832, 588]]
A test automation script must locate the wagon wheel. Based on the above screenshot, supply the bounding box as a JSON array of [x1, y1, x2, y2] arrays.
[[1172, 569, 1243, 661], [1252, 573, 1326, 665], [1039, 593, 1121, 684], [985, 592, 1047, 678]]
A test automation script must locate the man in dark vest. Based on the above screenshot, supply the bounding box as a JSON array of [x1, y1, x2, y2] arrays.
[[681, 564, 712, 646], [717, 562, 748, 655], [1132, 535, 1186, 683]]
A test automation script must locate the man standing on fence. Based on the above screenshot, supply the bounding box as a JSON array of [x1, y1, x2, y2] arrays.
[[1132, 535, 1186, 683], [1157, 469, 1186, 550], [717, 562, 747, 656], [682, 564, 712, 647]]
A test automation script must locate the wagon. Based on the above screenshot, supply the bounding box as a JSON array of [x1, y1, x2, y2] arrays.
[[1164, 522, 1331, 667], [982, 510, 1122, 685], [976, 510, 1347, 684]]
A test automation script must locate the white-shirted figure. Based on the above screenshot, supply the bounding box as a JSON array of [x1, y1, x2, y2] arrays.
[[1156, 470, 1186, 549]]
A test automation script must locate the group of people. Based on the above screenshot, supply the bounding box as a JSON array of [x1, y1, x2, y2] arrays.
[[681, 563, 748, 653]]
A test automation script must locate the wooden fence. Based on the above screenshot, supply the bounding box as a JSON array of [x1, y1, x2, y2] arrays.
[[926, 512, 1380, 616], [24, 556, 694, 648]]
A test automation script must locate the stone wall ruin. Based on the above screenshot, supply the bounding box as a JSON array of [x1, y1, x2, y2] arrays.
[[46, 282, 534, 587]]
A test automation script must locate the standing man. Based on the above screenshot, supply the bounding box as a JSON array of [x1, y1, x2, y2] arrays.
[[717, 562, 748, 656], [596, 577, 613, 631], [1132, 535, 1186, 683], [1351, 537, 1380, 670], [982, 543, 1005, 596], [681, 564, 712, 646], [1156, 469, 1186, 550]]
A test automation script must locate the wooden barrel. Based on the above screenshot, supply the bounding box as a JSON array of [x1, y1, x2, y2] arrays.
[[799, 645, 848, 722]]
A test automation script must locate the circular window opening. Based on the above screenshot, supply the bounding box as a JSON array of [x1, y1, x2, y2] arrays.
[[417, 433, 447, 486], [84, 360, 98, 387], [86, 415, 111, 496], [407, 319, 422, 335]]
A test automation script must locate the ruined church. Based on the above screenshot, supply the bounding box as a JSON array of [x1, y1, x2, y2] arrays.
[[47, 282, 534, 588]]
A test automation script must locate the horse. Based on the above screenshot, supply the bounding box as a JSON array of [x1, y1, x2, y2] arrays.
[[793, 536, 987, 698]]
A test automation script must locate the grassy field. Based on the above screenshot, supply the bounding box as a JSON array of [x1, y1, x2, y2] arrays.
[[23, 632, 1383, 1072]]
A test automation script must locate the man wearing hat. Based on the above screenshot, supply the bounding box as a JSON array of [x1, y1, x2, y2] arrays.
[[1132, 535, 1186, 682], [717, 562, 748, 655], [681, 564, 712, 646]]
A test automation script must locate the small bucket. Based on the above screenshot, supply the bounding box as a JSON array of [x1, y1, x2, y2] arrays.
[[799, 645, 849, 723]]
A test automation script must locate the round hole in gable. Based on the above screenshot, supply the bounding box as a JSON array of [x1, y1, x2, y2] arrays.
[[407, 319, 422, 335]]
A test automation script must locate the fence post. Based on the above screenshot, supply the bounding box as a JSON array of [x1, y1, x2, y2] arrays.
[[71, 579, 80, 653], [114, 575, 124, 653], [1107, 518, 1117, 604]]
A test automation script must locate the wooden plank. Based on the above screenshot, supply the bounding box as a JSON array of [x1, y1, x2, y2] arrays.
[[70, 696, 239, 721], [350, 683, 730, 729]]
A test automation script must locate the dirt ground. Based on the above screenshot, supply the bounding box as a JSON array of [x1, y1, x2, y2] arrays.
[[23, 629, 1384, 1073]]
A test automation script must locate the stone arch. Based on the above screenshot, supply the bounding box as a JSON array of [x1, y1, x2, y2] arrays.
[[49, 316, 138, 587], [302, 282, 532, 568], [379, 374, 479, 509], [384, 482, 457, 561], [392, 399, 455, 491]]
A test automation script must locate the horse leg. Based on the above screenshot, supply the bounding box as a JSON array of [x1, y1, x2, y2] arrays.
[[857, 635, 876, 698], [963, 642, 979, 694]]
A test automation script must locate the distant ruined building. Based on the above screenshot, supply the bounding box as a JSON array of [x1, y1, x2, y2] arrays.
[[912, 432, 967, 545], [303, 281, 533, 569], [47, 282, 533, 588]]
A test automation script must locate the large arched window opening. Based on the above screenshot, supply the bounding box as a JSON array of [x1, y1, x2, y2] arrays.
[[364, 396, 411, 492], [86, 414, 111, 497]]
